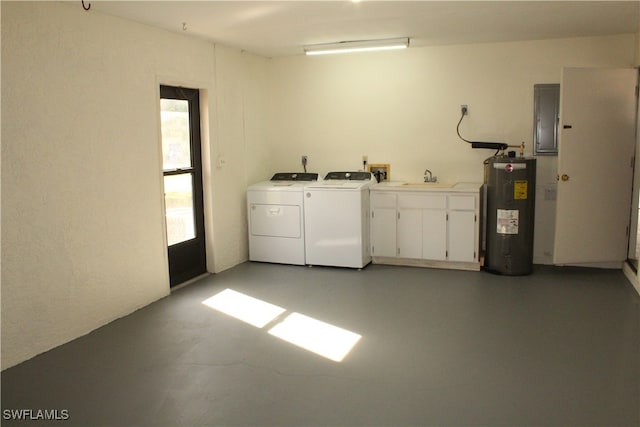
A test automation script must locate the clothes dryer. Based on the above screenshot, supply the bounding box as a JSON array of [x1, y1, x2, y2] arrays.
[[247, 173, 318, 265]]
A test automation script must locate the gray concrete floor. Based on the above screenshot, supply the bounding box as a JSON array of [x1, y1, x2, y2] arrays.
[[2, 262, 639, 426]]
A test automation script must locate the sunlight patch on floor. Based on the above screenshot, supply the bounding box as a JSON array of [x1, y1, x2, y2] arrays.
[[201, 288, 286, 328], [202, 289, 362, 362], [268, 312, 362, 362]]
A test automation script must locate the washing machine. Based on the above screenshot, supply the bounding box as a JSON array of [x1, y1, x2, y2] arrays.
[[304, 171, 373, 269], [247, 172, 318, 265]]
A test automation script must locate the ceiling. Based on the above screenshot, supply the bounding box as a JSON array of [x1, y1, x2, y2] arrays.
[[91, 1, 640, 58]]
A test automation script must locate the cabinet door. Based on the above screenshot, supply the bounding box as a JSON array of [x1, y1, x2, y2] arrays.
[[448, 210, 477, 262], [397, 209, 422, 259], [371, 208, 397, 257], [422, 209, 447, 260]]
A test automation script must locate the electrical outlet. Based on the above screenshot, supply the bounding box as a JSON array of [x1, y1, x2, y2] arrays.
[[301, 155, 308, 165], [461, 104, 469, 115]]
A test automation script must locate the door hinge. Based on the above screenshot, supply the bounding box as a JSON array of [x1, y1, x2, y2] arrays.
[[372, 246, 375, 254], [446, 213, 449, 221], [372, 211, 375, 219], [397, 247, 401, 255], [446, 250, 448, 258], [398, 212, 400, 219]]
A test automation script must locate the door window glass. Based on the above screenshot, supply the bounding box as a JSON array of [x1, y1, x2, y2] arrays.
[[160, 99, 192, 170], [163, 174, 195, 246]]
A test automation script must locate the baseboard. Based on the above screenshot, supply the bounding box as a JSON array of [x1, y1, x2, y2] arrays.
[[372, 256, 481, 271], [170, 273, 211, 292], [563, 261, 623, 269], [622, 262, 640, 297]]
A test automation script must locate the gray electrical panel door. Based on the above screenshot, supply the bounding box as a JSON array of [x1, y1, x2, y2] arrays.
[[533, 83, 560, 155]]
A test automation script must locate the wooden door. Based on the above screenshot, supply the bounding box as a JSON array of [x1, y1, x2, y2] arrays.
[[553, 68, 637, 264]]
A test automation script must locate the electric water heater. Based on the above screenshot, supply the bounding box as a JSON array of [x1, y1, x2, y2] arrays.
[[484, 155, 536, 275]]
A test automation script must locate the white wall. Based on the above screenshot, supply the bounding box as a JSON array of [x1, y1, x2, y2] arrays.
[[266, 34, 636, 264], [209, 45, 271, 272], [3, 2, 637, 369], [1, 2, 267, 368]]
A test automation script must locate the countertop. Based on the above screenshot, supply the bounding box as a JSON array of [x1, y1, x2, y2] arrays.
[[371, 181, 482, 193]]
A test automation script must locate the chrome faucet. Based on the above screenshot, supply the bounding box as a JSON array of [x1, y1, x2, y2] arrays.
[[423, 169, 438, 183]]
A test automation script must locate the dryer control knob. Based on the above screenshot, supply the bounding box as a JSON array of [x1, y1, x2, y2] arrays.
[[306, 193, 311, 198]]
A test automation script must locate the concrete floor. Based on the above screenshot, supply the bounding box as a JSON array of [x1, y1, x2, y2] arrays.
[[2, 262, 639, 426]]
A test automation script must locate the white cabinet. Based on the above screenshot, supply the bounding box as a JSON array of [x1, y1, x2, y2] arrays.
[[370, 185, 480, 270], [448, 210, 476, 262], [370, 193, 397, 258], [422, 209, 448, 261], [448, 194, 478, 263], [397, 193, 448, 260], [397, 209, 423, 258]]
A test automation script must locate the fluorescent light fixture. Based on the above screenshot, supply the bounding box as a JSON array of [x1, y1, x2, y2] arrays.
[[304, 37, 409, 56], [202, 289, 286, 328], [268, 313, 362, 362]]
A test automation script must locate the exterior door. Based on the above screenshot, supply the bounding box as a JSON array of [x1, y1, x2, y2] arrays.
[[160, 85, 207, 286], [553, 68, 637, 265]]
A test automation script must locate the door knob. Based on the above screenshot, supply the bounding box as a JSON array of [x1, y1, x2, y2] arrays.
[[561, 174, 570, 181]]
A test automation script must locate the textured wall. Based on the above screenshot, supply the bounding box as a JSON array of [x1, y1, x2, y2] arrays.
[[1, 2, 267, 368]]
